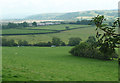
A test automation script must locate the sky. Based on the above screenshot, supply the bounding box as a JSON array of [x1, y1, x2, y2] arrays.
[[0, 0, 120, 19]]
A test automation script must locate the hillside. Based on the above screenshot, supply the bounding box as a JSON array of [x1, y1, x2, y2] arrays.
[[24, 9, 118, 20]]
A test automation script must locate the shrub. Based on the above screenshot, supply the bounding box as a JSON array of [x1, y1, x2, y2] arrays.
[[2, 38, 18, 46], [69, 42, 118, 60], [61, 41, 66, 46], [65, 26, 70, 30], [18, 40, 29, 46], [33, 42, 52, 47], [68, 37, 82, 46], [52, 37, 61, 46], [86, 36, 96, 45]]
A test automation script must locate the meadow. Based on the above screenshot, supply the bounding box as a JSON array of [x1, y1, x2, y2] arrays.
[[2, 24, 95, 44], [1, 24, 90, 35], [2, 47, 118, 81], [2, 24, 119, 81], [2, 29, 55, 35]]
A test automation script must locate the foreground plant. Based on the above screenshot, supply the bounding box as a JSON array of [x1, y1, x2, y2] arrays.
[[70, 15, 120, 60], [92, 15, 120, 59]]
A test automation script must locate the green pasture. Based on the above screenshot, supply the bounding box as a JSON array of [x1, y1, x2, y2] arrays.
[[2, 25, 96, 44], [2, 29, 55, 35], [26, 24, 90, 30], [1, 24, 91, 35], [2, 47, 118, 81]]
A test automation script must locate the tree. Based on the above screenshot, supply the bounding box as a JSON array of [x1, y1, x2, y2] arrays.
[[47, 41, 52, 46], [69, 42, 104, 59], [52, 37, 61, 46], [22, 22, 29, 27], [86, 36, 96, 45], [68, 37, 82, 46], [22, 40, 29, 46], [65, 26, 70, 30], [18, 40, 28, 46], [2, 38, 17, 46], [2, 38, 8, 46], [61, 41, 66, 46], [8, 39, 17, 46], [7, 22, 18, 28], [32, 22, 37, 27], [18, 40, 23, 46], [76, 19, 80, 24], [92, 15, 120, 59]]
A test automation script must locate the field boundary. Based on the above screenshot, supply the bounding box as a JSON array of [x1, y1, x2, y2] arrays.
[[1, 26, 88, 36]]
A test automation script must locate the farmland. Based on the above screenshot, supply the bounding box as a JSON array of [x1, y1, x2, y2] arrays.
[[1, 24, 90, 35], [2, 24, 95, 44], [2, 23, 119, 81], [2, 29, 55, 35], [2, 47, 118, 81]]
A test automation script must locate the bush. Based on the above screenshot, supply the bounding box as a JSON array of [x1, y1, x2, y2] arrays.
[[33, 42, 52, 47], [18, 40, 29, 46], [2, 39, 18, 46], [52, 37, 61, 46], [61, 41, 66, 46], [68, 37, 82, 46], [86, 36, 96, 44], [69, 42, 118, 60]]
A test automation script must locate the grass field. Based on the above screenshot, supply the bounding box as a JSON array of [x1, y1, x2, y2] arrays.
[[2, 29, 55, 35], [2, 25, 96, 44], [1, 24, 91, 35], [26, 24, 90, 30], [2, 47, 118, 81]]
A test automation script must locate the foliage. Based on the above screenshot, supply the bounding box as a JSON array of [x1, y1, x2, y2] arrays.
[[33, 42, 52, 47], [18, 40, 29, 46], [32, 22, 37, 27], [92, 15, 120, 59], [68, 37, 82, 46], [22, 22, 29, 27], [2, 38, 17, 46], [69, 42, 105, 59], [61, 41, 66, 46], [86, 36, 97, 46], [69, 20, 92, 25], [2, 22, 29, 29], [2, 23, 18, 29], [65, 26, 70, 30], [52, 37, 61, 46], [2, 38, 66, 47]]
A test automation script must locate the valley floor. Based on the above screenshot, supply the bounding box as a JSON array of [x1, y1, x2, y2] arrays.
[[2, 47, 118, 81]]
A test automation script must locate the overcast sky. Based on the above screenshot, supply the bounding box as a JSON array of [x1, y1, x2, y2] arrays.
[[0, 0, 119, 19]]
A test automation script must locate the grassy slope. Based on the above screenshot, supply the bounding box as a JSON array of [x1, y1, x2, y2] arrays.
[[2, 25, 96, 44], [2, 25, 90, 35], [2, 47, 118, 81], [2, 29, 54, 35], [26, 24, 89, 30]]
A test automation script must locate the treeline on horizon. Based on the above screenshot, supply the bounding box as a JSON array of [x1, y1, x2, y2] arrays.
[[2, 20, 95, 29], [2, 21, 37, 29]]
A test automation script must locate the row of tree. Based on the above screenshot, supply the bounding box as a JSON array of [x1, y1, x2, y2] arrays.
[[2, 22, 37, 29], [61, 20, 94, 25], [1, 37, 83, 47]]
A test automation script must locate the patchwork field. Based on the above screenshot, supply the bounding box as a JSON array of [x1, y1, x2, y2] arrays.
[[1, 24, 90, 35], [2, 29, 55, 35], [2, 25, 96, 44], [2, 47, 118, 81], [2, 24, 119, 81]]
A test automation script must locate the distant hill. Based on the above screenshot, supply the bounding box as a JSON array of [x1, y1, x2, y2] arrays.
[[24, 9, 118, 20]]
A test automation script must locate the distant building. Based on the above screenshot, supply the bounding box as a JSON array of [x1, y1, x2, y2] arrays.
[[51, 45, 56, 47]]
